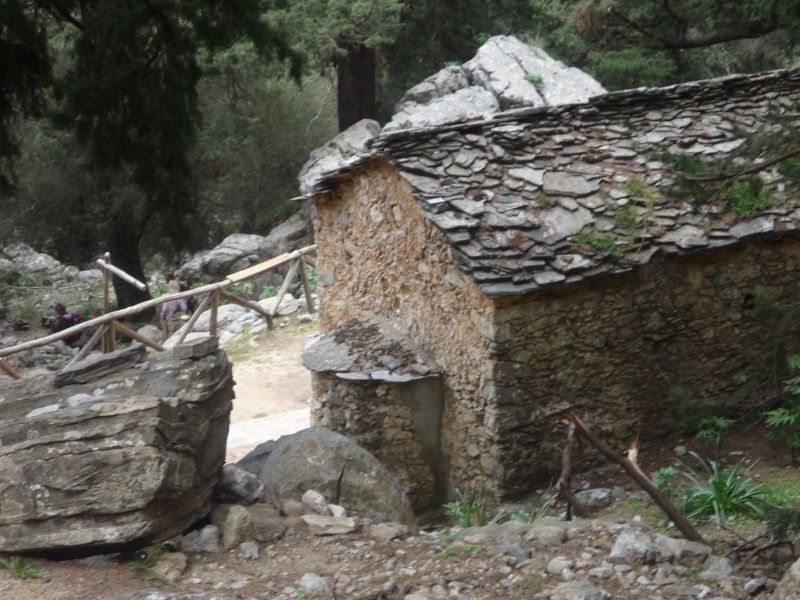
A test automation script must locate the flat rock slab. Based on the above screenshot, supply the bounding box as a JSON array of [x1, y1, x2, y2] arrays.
[[53, 344, 147, 388], [172, 336, 219, 360]]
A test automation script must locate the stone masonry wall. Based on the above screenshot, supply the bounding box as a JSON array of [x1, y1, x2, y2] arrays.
[[485, 233, 800, 498], [311, 375, 438, 510], [312, 160, 496, 497]]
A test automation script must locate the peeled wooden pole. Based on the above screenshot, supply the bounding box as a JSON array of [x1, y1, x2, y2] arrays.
[[299, 256, 315, 314], [176, 292, 214, 345], [0, 360, 21, 380], [270, 259, 301, 317], [67, 324, 109, 367], [218, 289, 274, 330], [113, 320, 165, 353]]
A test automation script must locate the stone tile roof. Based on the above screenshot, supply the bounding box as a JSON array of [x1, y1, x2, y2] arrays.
[[317, 69, 800, 299], [303, 317, 441, 381]]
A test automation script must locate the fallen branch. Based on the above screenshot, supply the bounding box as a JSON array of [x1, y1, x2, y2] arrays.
[[566, 413, 706, 543]]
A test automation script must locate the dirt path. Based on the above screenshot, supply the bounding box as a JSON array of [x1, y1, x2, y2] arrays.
[[225, 323, 317, 461], [229, 326, 314, 421]]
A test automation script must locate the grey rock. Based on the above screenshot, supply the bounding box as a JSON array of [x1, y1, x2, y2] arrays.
[[216, 464, 265, 505], [698, 555, 734, 581], [547, 579, 610, 600], [106, 593, 238, 600], [179, 524, 220, 554], [542, 172, 600, 197], [385, 36, 604, 132], [53, 343, 147, 387], [301, 515, 359, 535], [368, 522, 410, 541], [299, 119, 380, 195], [0, 350, 233, 554], [547, 556, 576, 574], [254, 427, 416, 527], [743, 577, 766, 595], [172, 336, 219, 360], [573, 488, 619, 510], [211, 504, 257, 551], [524, 518, 569, 547], [297, 572, 333, 598], [303, 489, 331, 515], [772, 556, 800, 600], [239, 540, 260, 560], [540, 206, 594, 241], [609, 523, 711, 565]]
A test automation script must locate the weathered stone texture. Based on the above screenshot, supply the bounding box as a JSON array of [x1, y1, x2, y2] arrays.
[[313, 161, 494, 496], [311, 376, 438, 510], [0, 348, 233, 553], [485, 236, 800, 495]]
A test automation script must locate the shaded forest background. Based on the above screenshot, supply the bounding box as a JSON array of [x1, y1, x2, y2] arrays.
[[1, 0, 799, 307]]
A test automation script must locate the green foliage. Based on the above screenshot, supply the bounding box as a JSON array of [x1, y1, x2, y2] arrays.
[[196, 69, 336, 237], [573, 229, 623, 260], [530, 0, 800, 91], [444, 487, 498, 528], [764, 355, 800, 462], [777, 156, 800, 180], [613, 203, 639, 232], [0, 555, 45, 580], [525, 72, 544, 89], [305, 266, 318, 293], [652, 466, 679, 500], [274, 201, 300, 221], [259, 285, 278, 300], [722, 179, 772, 219], [694, 417, 731, 453], [679, 452, 766, 525], [502, 490, 556, 524], [129, 544, 167, 582]]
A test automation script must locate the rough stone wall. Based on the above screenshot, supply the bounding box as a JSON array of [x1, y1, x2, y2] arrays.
[[485, 234, 800, 497], [312, 160, 495, 497], [311, 376, 438, 510]]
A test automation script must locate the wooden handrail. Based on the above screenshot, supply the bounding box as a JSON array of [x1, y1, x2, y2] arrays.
[[0, 245, 316, 362]]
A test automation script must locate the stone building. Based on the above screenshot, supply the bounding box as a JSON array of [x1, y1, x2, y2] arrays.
[[302, 67, 800, 510]]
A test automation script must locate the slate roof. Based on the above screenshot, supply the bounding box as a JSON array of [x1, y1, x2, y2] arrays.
[[315, 69, 800, 299]]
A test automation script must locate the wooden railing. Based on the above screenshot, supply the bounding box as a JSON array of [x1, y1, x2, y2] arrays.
[[0, 245, 316, 379]]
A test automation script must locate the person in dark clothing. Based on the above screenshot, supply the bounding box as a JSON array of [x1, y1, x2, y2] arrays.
[[51, 303, 83, 346]]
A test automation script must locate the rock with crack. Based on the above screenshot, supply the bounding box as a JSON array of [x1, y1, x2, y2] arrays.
[[0, 340, 233, 555], [384, 35, 606, 132], [241, 427, 416, 528]]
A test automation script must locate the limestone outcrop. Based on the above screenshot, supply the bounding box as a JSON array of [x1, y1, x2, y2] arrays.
[[0, 338, 233, 555], [384, 35, 606, 132]]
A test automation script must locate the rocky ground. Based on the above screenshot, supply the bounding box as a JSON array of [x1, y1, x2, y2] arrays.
[[1, 294, 799, 600]]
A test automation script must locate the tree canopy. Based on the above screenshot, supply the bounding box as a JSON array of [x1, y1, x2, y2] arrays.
[[0, 0, 301, 308], [531, 0, 800, 89]]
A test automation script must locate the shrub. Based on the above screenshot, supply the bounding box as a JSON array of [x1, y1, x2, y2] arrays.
[[679, 452, 766, 525], [0, 555, 45, 580], [764, 354, 800, 462]]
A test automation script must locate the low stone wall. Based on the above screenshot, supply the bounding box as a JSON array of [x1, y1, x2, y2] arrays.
[[311, 374, 445, 511], [485, 233, 800, 497]]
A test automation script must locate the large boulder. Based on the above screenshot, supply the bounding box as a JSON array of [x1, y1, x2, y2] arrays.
[[242, 428, 416, 528], [298, 119, 381, 196], [384, 35, 606, 132], [0, 339, 233, 555]]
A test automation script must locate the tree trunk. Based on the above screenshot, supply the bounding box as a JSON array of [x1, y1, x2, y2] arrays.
[[336, 39, 376, 132], [106, 216, 153, 319]]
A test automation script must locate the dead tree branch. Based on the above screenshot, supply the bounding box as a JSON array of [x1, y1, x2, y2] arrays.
[[566, 414, 706, 544]]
